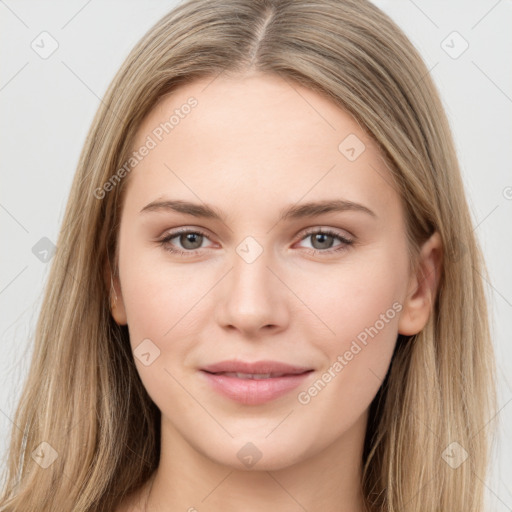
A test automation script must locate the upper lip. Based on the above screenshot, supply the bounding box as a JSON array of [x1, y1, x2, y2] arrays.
[[201, 360, 313, 376]]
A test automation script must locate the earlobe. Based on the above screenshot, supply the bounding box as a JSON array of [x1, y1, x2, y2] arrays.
[[398, 231, 443, 336], [110, 279, 128, 326], [104, 263, 128, 326]]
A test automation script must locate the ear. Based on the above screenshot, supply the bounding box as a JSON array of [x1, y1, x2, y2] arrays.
[[104, 260, 127, 326], [398, 231, 443, 336]]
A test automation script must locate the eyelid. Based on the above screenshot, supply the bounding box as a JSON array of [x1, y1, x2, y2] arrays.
[[158, 225, 355, 257], [158, 227, 216, 247], [296, 226, 354, 242], [158, 226, 353, 244], [293, 228, 354, 254]]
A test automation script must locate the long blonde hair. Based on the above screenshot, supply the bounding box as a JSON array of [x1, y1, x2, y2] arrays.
[[0, 0, 497, 510]]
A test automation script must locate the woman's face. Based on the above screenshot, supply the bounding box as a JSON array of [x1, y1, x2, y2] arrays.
[[111, 72, 434, 471]]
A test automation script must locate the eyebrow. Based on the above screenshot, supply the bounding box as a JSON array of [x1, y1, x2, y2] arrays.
[[139, 198, 377, 221]]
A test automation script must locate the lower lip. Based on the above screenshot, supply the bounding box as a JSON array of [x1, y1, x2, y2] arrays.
[[200, 371, 313, 405]]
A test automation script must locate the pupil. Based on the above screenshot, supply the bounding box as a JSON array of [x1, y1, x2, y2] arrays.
[[312, 233, 333, 250], [182, 233, 202, 249]]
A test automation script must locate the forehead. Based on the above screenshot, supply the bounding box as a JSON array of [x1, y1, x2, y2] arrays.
[[124, 73, 400, 224]]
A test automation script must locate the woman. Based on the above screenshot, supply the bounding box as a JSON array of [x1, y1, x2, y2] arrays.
[[0, 0, 497, 510]]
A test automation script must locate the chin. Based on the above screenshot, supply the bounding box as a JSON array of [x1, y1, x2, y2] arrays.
[[197, 433, 312, 472]]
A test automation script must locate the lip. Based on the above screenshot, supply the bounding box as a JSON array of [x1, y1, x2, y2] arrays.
[[200, 359, 314, 405], [201, 359, 312, 375]]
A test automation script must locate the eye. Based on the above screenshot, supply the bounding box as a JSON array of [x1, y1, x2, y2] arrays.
[[296, 228, 354, 254], [158, 228, 214, 256], [157, 227, 354, 257]]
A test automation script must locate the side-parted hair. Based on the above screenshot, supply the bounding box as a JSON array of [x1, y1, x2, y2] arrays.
[[0, 1, 496, 510]]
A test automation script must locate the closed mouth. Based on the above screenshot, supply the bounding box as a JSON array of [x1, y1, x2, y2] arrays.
[[203, 370, 313, 379]]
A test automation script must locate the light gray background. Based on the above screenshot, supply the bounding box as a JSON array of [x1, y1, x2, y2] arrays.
[[1, 0, 511, 508]]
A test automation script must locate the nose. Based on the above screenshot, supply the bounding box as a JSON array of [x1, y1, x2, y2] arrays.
[[214, 246, 290, 338]]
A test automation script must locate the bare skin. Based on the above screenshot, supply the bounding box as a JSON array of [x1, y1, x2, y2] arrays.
[[111, 71, 441, 512]]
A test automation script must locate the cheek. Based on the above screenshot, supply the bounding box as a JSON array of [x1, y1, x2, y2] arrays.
[[294, 246, 406, 347], [118, 251, 206, 411], [292, 286, 401, 454], [292, 247, 405, 406], [118, 239, 210, 344], [293, 252, 407, 439]]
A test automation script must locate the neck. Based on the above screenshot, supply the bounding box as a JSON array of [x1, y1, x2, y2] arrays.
[[145, 411, 368, 512]]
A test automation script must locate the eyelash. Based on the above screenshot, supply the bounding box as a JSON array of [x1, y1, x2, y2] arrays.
[[157, 227, 354, 257]]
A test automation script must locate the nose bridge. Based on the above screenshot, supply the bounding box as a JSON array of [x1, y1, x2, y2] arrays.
[[232, 243, 272, 297], [214, 236, 289, 334]]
